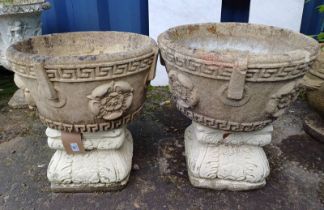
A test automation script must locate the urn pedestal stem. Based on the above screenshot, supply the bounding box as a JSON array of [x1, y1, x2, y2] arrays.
[[46, 127, 133, 192], [185, 122, 272, 191]]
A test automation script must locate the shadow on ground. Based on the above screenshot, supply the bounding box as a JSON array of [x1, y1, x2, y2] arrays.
[[0, 72, 323, 210]]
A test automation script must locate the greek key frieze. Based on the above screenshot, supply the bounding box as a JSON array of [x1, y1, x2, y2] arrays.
[[39, 105, 143, 133], [161, 49, 312, 82], [176, 104, 271, 132], [10, 53, 154, 82]]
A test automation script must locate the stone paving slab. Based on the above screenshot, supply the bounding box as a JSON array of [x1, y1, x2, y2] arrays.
[[0, 72, 323, 210]]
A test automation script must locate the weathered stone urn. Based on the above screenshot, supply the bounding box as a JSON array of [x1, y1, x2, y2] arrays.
[[6, 32, 158, 192], [0, 0, 50, 108], [303, 43, 324, 142], [158, 23, 319, 191]]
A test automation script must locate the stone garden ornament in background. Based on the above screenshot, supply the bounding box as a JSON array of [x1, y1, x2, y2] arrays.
[[303, 44, 324, 142], [158, 23, 319, 191], [0, 0, 50, 108], [6, 32, 158, 192], [302, 3, 324, 142]]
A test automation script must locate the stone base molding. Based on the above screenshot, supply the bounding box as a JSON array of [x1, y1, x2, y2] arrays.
[[184, 122, 272, 191], [46, 126, 133, 192]]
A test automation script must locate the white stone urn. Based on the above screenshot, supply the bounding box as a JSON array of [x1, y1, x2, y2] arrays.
[[158, 23, 319, 191], [0, 0, 50, 108], [6, 32, 158, 192]]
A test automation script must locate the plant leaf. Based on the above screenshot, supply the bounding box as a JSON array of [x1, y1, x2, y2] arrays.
[[318, 32, 324, 42], [317, 5, 324, 13]]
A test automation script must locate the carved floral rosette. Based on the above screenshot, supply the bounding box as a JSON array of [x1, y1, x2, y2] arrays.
[[87, 81, 134, 121]]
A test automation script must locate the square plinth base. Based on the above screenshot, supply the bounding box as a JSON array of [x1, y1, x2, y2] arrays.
[[46, 127, 133, 192], [185, 122, 272, 191], [50, 175, 130, 193], [188, 172, 266, 191]]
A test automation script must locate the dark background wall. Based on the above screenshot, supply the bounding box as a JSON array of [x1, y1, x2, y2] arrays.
[[41, 0, 149, 35], [301, 0, 324, 36]]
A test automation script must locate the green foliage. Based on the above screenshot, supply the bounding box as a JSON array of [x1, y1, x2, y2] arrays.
[[319, 4, 324, 42], [0, 0, 14, 5], [306, 1, 324, 42], [318, 32, 324, 42], [147, 84, 154, 91], [317, 4, 324, 13]]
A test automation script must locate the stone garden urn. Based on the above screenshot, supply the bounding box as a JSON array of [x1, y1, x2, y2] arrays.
[[0, 0, 50, 108], [158, 23, 319, 191], [6, 32, 158, 192], [303, 43, 324, 142]]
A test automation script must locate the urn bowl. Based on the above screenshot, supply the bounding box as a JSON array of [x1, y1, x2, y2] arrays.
[[158, 23, 319, 132], [303, 44, 324, 117], [7, 32, 158, 132]]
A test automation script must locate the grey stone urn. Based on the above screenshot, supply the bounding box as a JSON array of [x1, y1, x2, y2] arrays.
[[0, 0, 50, 68], [158, 23, 319, 191], [0, 0, 50, 108], [303, 43, 324, 142], [6, 32, 158, 192]]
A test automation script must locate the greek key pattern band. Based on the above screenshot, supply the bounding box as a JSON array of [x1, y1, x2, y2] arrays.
[[10, 53, 155, 82], [177, 104, 271, 132], [39, 105, 143, 133], [161, 49, 314, 82]]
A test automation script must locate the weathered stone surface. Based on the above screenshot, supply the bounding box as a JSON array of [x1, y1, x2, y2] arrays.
[[0, 0, 49, 16], [0, 0, 48, 69], [46, 127, 133, 192], [304, 113, 324, 143], [158, 23, 319, 190], [303, 44, 324, 117], [185, 122, 272, 191], [0, 0, 49, 109], [7, 88, 28, 108], [158, 23, 319, 132], [7, 32, 158, 133], [302, 44, 324, 142], [0, 85, 323, 209], [6, 31, 158, 191]]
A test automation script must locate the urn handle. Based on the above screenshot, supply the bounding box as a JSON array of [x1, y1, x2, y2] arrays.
[[159, 50, 166, 66], [35, 60, 66, 108], [227, 55, 248, 100], [147, 48, 159, 82]]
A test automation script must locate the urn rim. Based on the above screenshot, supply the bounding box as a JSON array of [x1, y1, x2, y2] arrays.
[[0, 0, 50, 15], [6, 31, 158, 67], [158, 22, 319, 66]]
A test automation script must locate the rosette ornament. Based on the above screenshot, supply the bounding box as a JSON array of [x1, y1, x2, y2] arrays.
[[169, 70, 199, 108], [88, 81, 134, 120]]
